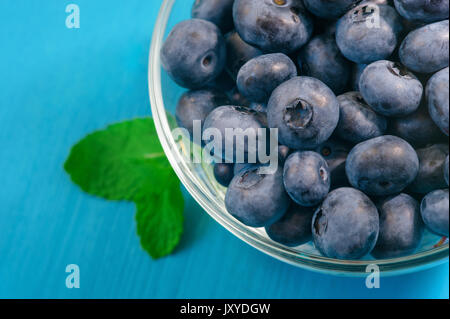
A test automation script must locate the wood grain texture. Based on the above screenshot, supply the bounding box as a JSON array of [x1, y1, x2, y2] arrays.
[[0, 0, 448, 299]]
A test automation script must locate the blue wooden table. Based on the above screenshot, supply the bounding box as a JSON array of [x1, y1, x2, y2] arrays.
[[0, 0, 448, 299]]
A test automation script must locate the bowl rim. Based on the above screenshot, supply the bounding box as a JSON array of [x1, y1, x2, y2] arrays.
[[148, 0, 449, 276]]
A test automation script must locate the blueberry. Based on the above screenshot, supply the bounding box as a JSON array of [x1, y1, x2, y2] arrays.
[[161, 19, 226, 89], [312, 17, 338, 36], [314, 138, 351, 189], [265, 204, 314, 247], [388, 106, 447, 148], [249, 102, 267, 113], [297, 34, 351, 95], [214, 163, 235, 187], [420, 189, 449, 236], [233, 162, 255, 175], [362, 0, 393, 4], [205, 71, 236, 92], [277, 145, 291, 164], [176, 89, 230, 138], [400, 16, 428, 37], [233, 145, 290, 175], [284, 151, 330, 207], [346, 135, 419, 196], [227, 86, 251, 107], [225, 31, 262, 80], [233, 0, 314, 54], [445, 155, 449, 186], [267, 76, 340, 150], [350, 64, 367, 91], [203, 105, 267, 162], [394, 0, 449, 23], [303, 0, 360, 19], [312, 187, 379, 260], [192, 0, 235, 33], [399, 20, 449, 74], [371, 194, 424, 259], [336, 91, 388, 144], [359, 60, 423, 117], [336, 3, 403, 64], [237, 53, 297, 103], [409, 144, 449, 194], [225, 165, 290, 227], [426, 67, 449, 136]]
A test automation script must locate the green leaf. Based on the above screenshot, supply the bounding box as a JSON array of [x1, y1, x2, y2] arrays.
[[64, 118, 184, 258], [135, 177, 184, 259]]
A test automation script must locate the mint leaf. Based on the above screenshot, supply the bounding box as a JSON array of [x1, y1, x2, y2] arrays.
[[64, 118, 184, 258], [136, 179, 184, 258]]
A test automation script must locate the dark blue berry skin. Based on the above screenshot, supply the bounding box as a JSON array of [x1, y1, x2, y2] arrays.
[[400, 15, 428, 33], [227, 86, 251, 107], [234, 162, 254, 175], [265, 204, 315, 247], [359, 60, 423, 117], [233, 0, 314, 54], [312, 187, 379, 260], [399, 20, 449, 74], [225, 31, 262, 80], [192, 0, 235, 33], [427, 67, 449, 136], [336, 91, 388, 144], [372, 194, 424, 259], [314, 138, 351, 189], [161, 19, 226, 89], [284, 151, 330, 207], [176, 89, 230, 138], [336, 3, 403, 64], [363, 0, 393, 4], [297, 34, 351, 95], [394, 0, 449, 23], [225, 165, 290, 227], [421, 189, 449, 236], [249, 102, 267, 113], [388, 106, 447, 148], [203, 105, 267, 163], [409, 144, 449, 194], [445, 155, 449, 186], [303, 0, 360, 19], [277, 145, 291, 164], [312, 17, 338, 36], [214, 163, 235, 187], [346, 135, 420, 196], [237, 53, 297, 103], [206, 71, 236, 92], [267, 76, 340, 150], [233, 145, 290, 175], [351, 64, 367, 91]]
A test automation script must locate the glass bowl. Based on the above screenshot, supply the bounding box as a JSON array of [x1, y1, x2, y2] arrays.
[[148, 0, 449, 276]]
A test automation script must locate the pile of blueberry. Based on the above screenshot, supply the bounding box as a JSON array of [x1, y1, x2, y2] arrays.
[[162, 0, 449, 260]]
